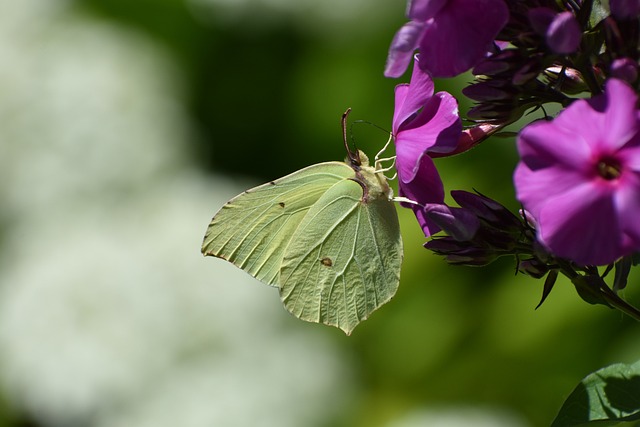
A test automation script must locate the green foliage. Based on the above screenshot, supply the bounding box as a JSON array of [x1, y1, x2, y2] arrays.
[[552, 361, 640, 426]]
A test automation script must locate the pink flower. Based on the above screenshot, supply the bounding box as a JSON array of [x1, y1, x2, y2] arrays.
[[514, 79, 640, 265], [385, 0, 509, 78], [393, 56, 462, 235]]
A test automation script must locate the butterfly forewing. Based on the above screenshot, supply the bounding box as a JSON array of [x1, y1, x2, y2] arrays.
[[279, 178, 402, 335], [202, 162, 354, 287]]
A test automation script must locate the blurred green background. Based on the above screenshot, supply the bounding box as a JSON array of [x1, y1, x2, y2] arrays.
[[1, 1, 640, 426]]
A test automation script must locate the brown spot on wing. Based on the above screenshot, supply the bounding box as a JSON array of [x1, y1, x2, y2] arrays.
[[320, 257, 333, 267]]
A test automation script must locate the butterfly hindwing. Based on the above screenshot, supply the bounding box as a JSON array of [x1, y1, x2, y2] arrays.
[[279, 177, 402, 335]]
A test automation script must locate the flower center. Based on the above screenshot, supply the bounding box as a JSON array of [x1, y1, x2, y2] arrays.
[[597, 156, 622, 180]]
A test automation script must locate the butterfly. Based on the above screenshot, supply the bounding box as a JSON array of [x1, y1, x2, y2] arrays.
[[202, 110, 403, 335]]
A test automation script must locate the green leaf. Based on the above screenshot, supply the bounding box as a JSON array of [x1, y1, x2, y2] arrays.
[[613, 257, 633, 292], [589, 0, 609, 28], [536, 269, 558, 310], [552, 361, 640, 426], [571, 275, 612, 307]]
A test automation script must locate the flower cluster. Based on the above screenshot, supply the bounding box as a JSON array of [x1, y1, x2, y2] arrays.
[[385, 0, 640, 315]]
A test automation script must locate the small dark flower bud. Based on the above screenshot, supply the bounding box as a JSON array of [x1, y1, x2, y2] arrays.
[[431, 123, 502, 158], [451, 190, 522, 230], [610, 58, 638, 83], [542, 66, 588, 94], [519, 208, 537, 229], [528, 7, 556, 35], [545, 12, 581, 54], [424, 204, 480, 242], [424, 238, 498, 267], [463, 81, 517, 102], [519, 257, 549, 279], [444, 250, 498, 266], [423, 238, 461, 254], [472, 50, 522, 76], [610, 0, 640, 20], [512, 59, 543, 85], [467, 103, 519, 121]]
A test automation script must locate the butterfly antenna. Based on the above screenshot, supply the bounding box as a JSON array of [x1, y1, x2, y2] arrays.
[[342, 108, 361, 167]]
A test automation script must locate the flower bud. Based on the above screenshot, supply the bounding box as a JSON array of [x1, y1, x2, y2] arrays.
[[528, 7, 556, 35], [543, 66, 588, 94], [431, 123, 502, 158], [610, 0, 640, 20], [424, 204, 480, 241], [610, 58, 638, 83], [529, 9, 582, 54], [424, 238, 498, 267], [472, 50, 522, 76], [451, 190, 522, 230], [518, 257, 549, 279], [467, 103, 519, 121], [546, 12, 581, 54], [512, 59, 543, 85], [463, 81, 516, 102]]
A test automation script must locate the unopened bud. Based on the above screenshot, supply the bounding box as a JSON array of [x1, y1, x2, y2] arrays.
[[610, 58, 638, 83], [472, 50, 522, 76], [610, 0, 640, 20], [451, 190, 522, 230], [424, 204, 480, 241], [519, 257, 549, 279], [543, 66, 588, 94], [547, 12, 582, 54], [463, 81, 516, 102]]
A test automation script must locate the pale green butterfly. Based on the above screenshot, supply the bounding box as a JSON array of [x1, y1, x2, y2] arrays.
[[202, 110, 403, 335]]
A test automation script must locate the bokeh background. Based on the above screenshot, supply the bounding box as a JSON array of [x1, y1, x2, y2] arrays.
[[1, 0, 640, 426]]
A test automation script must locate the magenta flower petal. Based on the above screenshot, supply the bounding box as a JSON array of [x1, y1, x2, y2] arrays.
[[514, 161, 586, 219], [397, 153, 445, 236], [408, 0, 448, 20], [417, 0, 509, 77], [517, 120, 591, 171], [391, 57, 462, 236], [551, 102, 609, 149], [397, 92, 461, 156], [537, 183, 621, 266], [601, 79, 640, 150], [384, 21, 426, 78], [393, 57, 435, 129], [515, 78, 640, 265], [615, 171, 640, 242], [621, 138, 640, 170]]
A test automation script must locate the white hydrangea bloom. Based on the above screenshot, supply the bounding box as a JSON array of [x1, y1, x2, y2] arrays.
[[0, 2, 351, 426]]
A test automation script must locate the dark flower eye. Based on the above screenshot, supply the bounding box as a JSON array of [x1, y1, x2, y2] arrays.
[[597, 156, 622, 180]]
